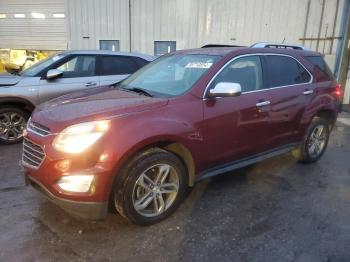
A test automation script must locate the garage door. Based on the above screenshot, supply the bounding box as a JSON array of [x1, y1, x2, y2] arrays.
[[0, 0, 67, 50]]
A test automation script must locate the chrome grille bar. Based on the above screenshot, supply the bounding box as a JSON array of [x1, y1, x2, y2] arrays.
[[22, 138, 45, 169]]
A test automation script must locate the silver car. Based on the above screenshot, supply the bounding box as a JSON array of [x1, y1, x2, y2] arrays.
[[0, 50, 155, 144]]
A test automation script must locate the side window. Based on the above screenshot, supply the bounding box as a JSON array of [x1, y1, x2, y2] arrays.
[[56, 56, 96, 78], [304, 55, 334, 81], [100, 56, 138, 75], [265, 55, 311, 88], [133, 57, 149, 68], [211, 56, 263, 92]]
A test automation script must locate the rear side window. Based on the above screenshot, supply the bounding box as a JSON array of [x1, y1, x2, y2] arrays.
[[265, 55, 311, 88], [100, 56, 138, 75], [133, 57, 149, 68], [304, 55, 334, 81]]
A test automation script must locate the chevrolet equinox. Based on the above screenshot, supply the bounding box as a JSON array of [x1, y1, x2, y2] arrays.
[[22, 45, 341, 225]]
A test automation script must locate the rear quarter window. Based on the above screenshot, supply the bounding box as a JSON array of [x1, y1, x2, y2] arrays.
[[304, 55, 334, 82], [100, 55, 138, 75]]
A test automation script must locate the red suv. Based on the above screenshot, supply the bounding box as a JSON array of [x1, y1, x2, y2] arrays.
[[22, 45, 341, 225]]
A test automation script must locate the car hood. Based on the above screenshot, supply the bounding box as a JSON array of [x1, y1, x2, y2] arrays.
[[0, 73, 22, 86], [32, 86, 169, 131]]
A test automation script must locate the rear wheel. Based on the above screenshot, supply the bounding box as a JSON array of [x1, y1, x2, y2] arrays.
[[114, 148, 188, 225], [0, 107, 29, 144], [297, 117, 330, 163]]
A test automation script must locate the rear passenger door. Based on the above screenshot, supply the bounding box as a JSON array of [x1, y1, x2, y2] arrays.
[[261, 54, 313, 147], [98, 55, 144, 86]]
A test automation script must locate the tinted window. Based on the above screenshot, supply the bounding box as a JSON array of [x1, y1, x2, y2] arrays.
[[211, 56, 263, 92], [304, 55, 334, 81], [133, 57, 149, 68], [56, 55, 96, 78], [265, 55, 311, 87], [100, 56, 138, 75]]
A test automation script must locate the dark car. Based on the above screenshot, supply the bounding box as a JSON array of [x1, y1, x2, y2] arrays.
[[22, 44, 341, 225]]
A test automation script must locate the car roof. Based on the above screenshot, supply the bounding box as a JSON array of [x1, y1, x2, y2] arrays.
[[173, 46, 319, 57], [60, 50, 156, 61], [174, 47, 246, 56]]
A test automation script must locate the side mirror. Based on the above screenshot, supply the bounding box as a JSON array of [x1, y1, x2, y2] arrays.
[[208, 82, 242, 97], [46, 69, 63, 80]]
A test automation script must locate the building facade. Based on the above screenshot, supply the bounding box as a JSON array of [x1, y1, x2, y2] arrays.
[[0, 0, 349, 103]]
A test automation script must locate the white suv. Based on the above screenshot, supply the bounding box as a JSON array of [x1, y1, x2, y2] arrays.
[[0, 50, 155, 144]]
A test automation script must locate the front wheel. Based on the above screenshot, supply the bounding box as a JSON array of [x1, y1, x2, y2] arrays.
[[114, 148, 188, 225], [297, 117, 330, 163], [0, 107, 29, 144]]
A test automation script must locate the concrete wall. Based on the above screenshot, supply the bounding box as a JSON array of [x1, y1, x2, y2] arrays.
[[66, 0, 130, 51]]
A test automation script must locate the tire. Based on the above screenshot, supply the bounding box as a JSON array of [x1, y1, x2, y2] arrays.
[[113, 148, 188, 225], [0, 107, 29, 144], [297, 117, 330, 163]]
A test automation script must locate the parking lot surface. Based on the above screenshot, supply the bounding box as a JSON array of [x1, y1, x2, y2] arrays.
[[1, 113, 350, 262]]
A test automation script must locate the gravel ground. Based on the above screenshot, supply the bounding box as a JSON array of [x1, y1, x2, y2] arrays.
[[0, 113, 350, 262]]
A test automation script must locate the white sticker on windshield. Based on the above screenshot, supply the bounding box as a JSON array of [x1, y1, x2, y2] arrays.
[[185, 62, 213, 69]]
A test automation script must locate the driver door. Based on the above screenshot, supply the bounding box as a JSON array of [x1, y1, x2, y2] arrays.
[[38, 55, 98, 103]]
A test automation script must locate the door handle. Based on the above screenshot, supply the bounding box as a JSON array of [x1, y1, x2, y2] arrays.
[[256, 101, 271, 107], [85, 82, 97, 87], [303, 90, 313, 95]]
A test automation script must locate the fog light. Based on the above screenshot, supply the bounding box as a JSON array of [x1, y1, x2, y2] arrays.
[[57, 175, 94, 193], [55, 159, 71, 172]]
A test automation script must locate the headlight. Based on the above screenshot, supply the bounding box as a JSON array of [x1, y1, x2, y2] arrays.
[[52, 120, 110, 154], [57, 175, 94, 192]]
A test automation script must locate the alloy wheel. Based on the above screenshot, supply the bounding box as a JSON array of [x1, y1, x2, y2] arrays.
[[307, 124, 327, 158], [0, 112, 26, 142], [132, 164, 179, 217]]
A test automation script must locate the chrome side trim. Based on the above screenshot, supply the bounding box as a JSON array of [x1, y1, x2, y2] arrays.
[[203, 53, 314, 99], [256, 100, 271, 107]]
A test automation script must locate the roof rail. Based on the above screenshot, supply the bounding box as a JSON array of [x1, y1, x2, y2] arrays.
[[201, 44, 245, 48], [250, 42, 311, 51]]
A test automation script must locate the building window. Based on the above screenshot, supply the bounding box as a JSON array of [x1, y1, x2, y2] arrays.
[[14, 14, 25, 18], [53, 13, 65, 18], [154, 41, 176, 56], [99, 40, 120, 52]]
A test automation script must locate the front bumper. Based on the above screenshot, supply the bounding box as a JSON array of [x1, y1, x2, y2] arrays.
[[26, 174, 108, 220]]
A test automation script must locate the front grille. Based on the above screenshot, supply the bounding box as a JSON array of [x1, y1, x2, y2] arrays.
[[22, 138, 45, 168], [27, 119, 51, 136]]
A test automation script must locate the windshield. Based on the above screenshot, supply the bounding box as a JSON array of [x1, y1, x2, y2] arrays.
[[120, 54, 220, 97], [20, 54, 66, 77]]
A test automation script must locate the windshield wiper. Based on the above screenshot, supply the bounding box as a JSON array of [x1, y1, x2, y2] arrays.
[[129, 87, 153, 97], [113, 84, 153, 97]]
